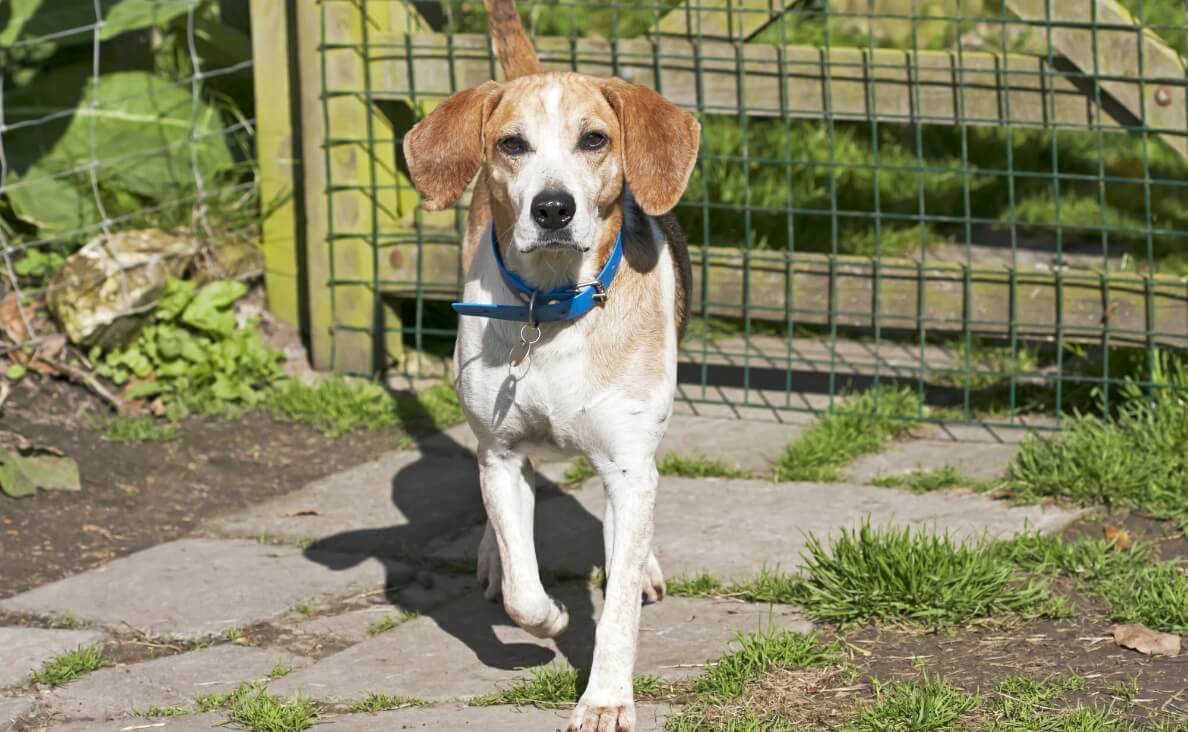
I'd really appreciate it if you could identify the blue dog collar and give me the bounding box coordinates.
[452,227,623,323]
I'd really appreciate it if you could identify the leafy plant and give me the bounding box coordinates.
[32,644,110,686]
[91,278,284,413]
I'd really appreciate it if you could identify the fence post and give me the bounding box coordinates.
[249,0,302,330]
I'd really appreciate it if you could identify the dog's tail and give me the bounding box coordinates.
[483,0,541,79]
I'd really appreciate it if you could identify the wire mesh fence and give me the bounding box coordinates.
[0,0,257,364]
[291,0,1188,427]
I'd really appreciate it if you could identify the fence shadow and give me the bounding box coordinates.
[302,390,603,674]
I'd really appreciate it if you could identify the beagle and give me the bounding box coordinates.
[403,2,699,729]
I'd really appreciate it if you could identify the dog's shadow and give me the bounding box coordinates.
[303,393,603,674]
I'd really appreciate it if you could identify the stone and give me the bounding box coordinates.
[0,696,35,731]
[657,415,808,474]
[320,703,672,731]
[47,229,199,348]
[205,451,485,558]
[271,588,808,703]
[44,645,308,722]
[845,439,1021,483]
[433,476,1084,580]
[52,712,227,731]
[0,539,409,639]
[0,627,106,690]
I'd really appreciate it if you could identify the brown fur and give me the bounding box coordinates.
[482,0,541,79]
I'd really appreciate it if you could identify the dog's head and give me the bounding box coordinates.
[403,73,699,255]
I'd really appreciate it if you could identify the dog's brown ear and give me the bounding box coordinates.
[403,81,502,211]
[600,78,700,216]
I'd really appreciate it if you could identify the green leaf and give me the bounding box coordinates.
[180,281,247,335]
[101,0,196,39]
[0,448,81,498]
[156,278,196,322]
[125,380,167,399]
[5,364,28,381]
[4,68,234,234]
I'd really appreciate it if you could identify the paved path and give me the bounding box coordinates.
[0,414,1081,731]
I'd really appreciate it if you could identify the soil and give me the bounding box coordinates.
[0,378,405,599]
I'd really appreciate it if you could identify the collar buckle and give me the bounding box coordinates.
[575,279,608,303]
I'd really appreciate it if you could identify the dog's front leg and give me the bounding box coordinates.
[569,458,657,732]
[477,445,569,638]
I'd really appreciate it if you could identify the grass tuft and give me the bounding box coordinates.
[264,378,397,437]
[849,675,979,732]
[693,630,837,702]
[1007,352,1188,527]
[658,453,752,479]
[870,466,998,494]
[471,665,663,709]
[347,693,427,713]
[228,686,317,732]
[141,705,190,717]
[562,457,597,484]
[668,573,726,598]
[101,415,180,443]
[774,387,920,482]
[32,644,110,686]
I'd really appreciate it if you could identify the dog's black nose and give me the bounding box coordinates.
[531,190,575,230]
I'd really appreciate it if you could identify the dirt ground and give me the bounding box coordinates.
[0,378,404,599]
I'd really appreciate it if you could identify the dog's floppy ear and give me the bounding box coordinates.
[403,81,502,211]
[600,78,700,216]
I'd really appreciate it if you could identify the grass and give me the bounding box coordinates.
[658,453,752,479]
[774,387,920,482]
[848,675,979,732]
[871,466,999,494]
[100,415,179,442]
[264,378,398,437]
[196,682,317,732]
[1007,352,1188,527]
[563,456,597,484]
[943,338,1042,391]
[367,615,398,636]
[393,382,465,435]
[141,705,190,717]
[471,665,664,709]
[693,630,837,702]
[267,663,293,679]
[32,644,110,686]
[347,693,427,713]
[671,522,1057,626]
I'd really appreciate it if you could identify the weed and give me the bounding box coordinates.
[563,457,597,484]
[774,387,920,482]
[32,644,110,686]
[471,665,661,709]
[668,573,725,597]
[347,693,426,713]
[264,378,397,437]
[658,453,751,479]
[100,415,179,443]
[849,675,978,732]
[295,604,313,616]
[1007,352,1188,526]
[141,705,190,717]
[267,663,293,679]
[49,613,78,629]
[871,466,998,494]
[788,522,1052,625]
[367,616,399,636]
[221,627,246,643]
[228,686,317,732]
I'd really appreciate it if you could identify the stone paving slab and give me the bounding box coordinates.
[0,628,106,690]
[433,476,1084,580]
[53,704,673,731]
[0,539,408,639]
[845,439,1021,483]
[271,587,809,702]
[0,697,35,731]
[204,451,485,557]
[44,645,309,722]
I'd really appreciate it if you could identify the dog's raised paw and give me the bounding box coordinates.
[641,551,666,605]
[567,696,635,732]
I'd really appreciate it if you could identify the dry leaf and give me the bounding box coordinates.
[0,292,36,344]
[1114,623,1181,657]
[1103,524,1133,551]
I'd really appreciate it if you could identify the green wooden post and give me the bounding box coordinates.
[249,0,301,328]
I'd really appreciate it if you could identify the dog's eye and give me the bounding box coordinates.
[579,131,608,151]
[497,136,528,156]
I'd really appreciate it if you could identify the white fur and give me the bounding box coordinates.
[454,209,678,732]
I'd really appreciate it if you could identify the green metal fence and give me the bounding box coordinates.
[260,0,1188,427]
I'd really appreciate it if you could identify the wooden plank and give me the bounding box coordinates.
[249,0,301,328]
[361,31,1153,133]
[1006,0,1187,157]
[654,0,798,41]
[375,236,1188,348]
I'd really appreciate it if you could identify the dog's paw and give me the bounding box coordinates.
[476,522,502,602]
[566,694,635,732]
[641,550,666,605]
